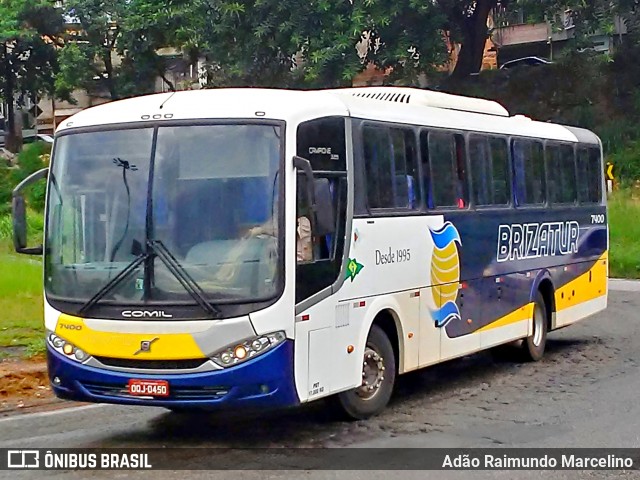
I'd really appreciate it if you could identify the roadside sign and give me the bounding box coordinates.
[29,105,43,118]
[606,162,614,181]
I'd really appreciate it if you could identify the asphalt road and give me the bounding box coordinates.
[1,284,639,479]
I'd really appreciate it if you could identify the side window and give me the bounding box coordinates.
[363,126,393,209]
[390,129,419,209]
[468,135,509,206]
[424,131,467,208]
[559,144,577,203]
[469,135,491,206]
[297,116,346,171]
[362,125,419,210]
[490,137,510,205]
[512,139,545,205]
[546,145,562,203]
[547,143,577,204]
[577,147,603,203]
[296,118,347,304]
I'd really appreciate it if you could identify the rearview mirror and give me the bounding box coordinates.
[12,167,48,255]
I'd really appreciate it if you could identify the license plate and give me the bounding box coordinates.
[128,379,169,397]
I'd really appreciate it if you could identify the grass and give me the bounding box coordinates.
[608,188,640,279]
[0,213,45,358]
[0,241,44,357]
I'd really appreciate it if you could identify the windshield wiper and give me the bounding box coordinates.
[78,253,147,316]
[77,241,222,319]
[149,240,222,318]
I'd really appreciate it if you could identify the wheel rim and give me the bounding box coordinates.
[532,303,544,347]
[357,346,385,400]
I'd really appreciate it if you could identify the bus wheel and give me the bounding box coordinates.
[521,292,548,362]
[333,325,396,420]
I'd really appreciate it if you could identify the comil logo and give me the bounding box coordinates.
[122,311,173,319]
[7,450,39,469]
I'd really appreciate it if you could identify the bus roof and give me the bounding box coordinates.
[57,87,592,144]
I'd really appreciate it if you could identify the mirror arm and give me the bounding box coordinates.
[12,168,49,196]
[12,167,48,256]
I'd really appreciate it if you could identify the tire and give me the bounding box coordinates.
[520,291,548,362]
[332,324,396,420]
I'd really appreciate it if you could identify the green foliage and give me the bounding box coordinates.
[55,42,93,102]
[12,142,49,212]
[0,211,43,243]
[609,188,640,278]
[0,239,44,356]
[25,337,46,357]
[57,0,171,99]
[0,0,63,150]
[609,141,640,186]
[160,0,448,88]
[0,168,13,216]
[513,0,640,43]
[0,142,49,219]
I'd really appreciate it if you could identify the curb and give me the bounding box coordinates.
[609,278,640,292]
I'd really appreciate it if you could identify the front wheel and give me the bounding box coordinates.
[332,325,396,420]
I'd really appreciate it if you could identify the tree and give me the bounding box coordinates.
[0,0,63,151]
[165,0,448,88]
[504,0,640,43]
[57,0,178,101]
[442,0,640,80]
[436,0,503,79]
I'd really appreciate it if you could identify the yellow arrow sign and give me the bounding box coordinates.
[606,162,614,181]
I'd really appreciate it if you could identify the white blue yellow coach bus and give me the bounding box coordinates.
[12,87,607,419]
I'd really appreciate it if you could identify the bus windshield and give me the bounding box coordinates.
[45,123,283,315]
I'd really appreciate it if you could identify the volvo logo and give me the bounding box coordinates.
[122,310,173,319]
[134,338,159,355]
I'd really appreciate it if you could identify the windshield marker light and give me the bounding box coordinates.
[211,331,286,368]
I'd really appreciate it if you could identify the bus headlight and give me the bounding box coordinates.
[47,332,90,363]
[211,331,286,368]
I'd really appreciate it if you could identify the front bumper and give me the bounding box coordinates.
[47,340,299,410]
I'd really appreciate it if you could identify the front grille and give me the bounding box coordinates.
[81,381,229,401]
[95,357,208,370]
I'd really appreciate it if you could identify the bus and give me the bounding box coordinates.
[12,87,608,419]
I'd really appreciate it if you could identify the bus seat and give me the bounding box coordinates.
[394,174,416,208]
[185,237,273,290]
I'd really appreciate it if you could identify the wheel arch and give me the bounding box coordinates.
[533,274,555,330]
[358,299,404,374]
[370,309,400,374]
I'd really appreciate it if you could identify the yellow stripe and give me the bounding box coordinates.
[431,268,460,286]
[478,251,608,333]
[555,251,608,312]
[432,245,459,269]
[477,303,533,332]
[431,262,460,275]
[55,314,206,360]
[432,248,458,263]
